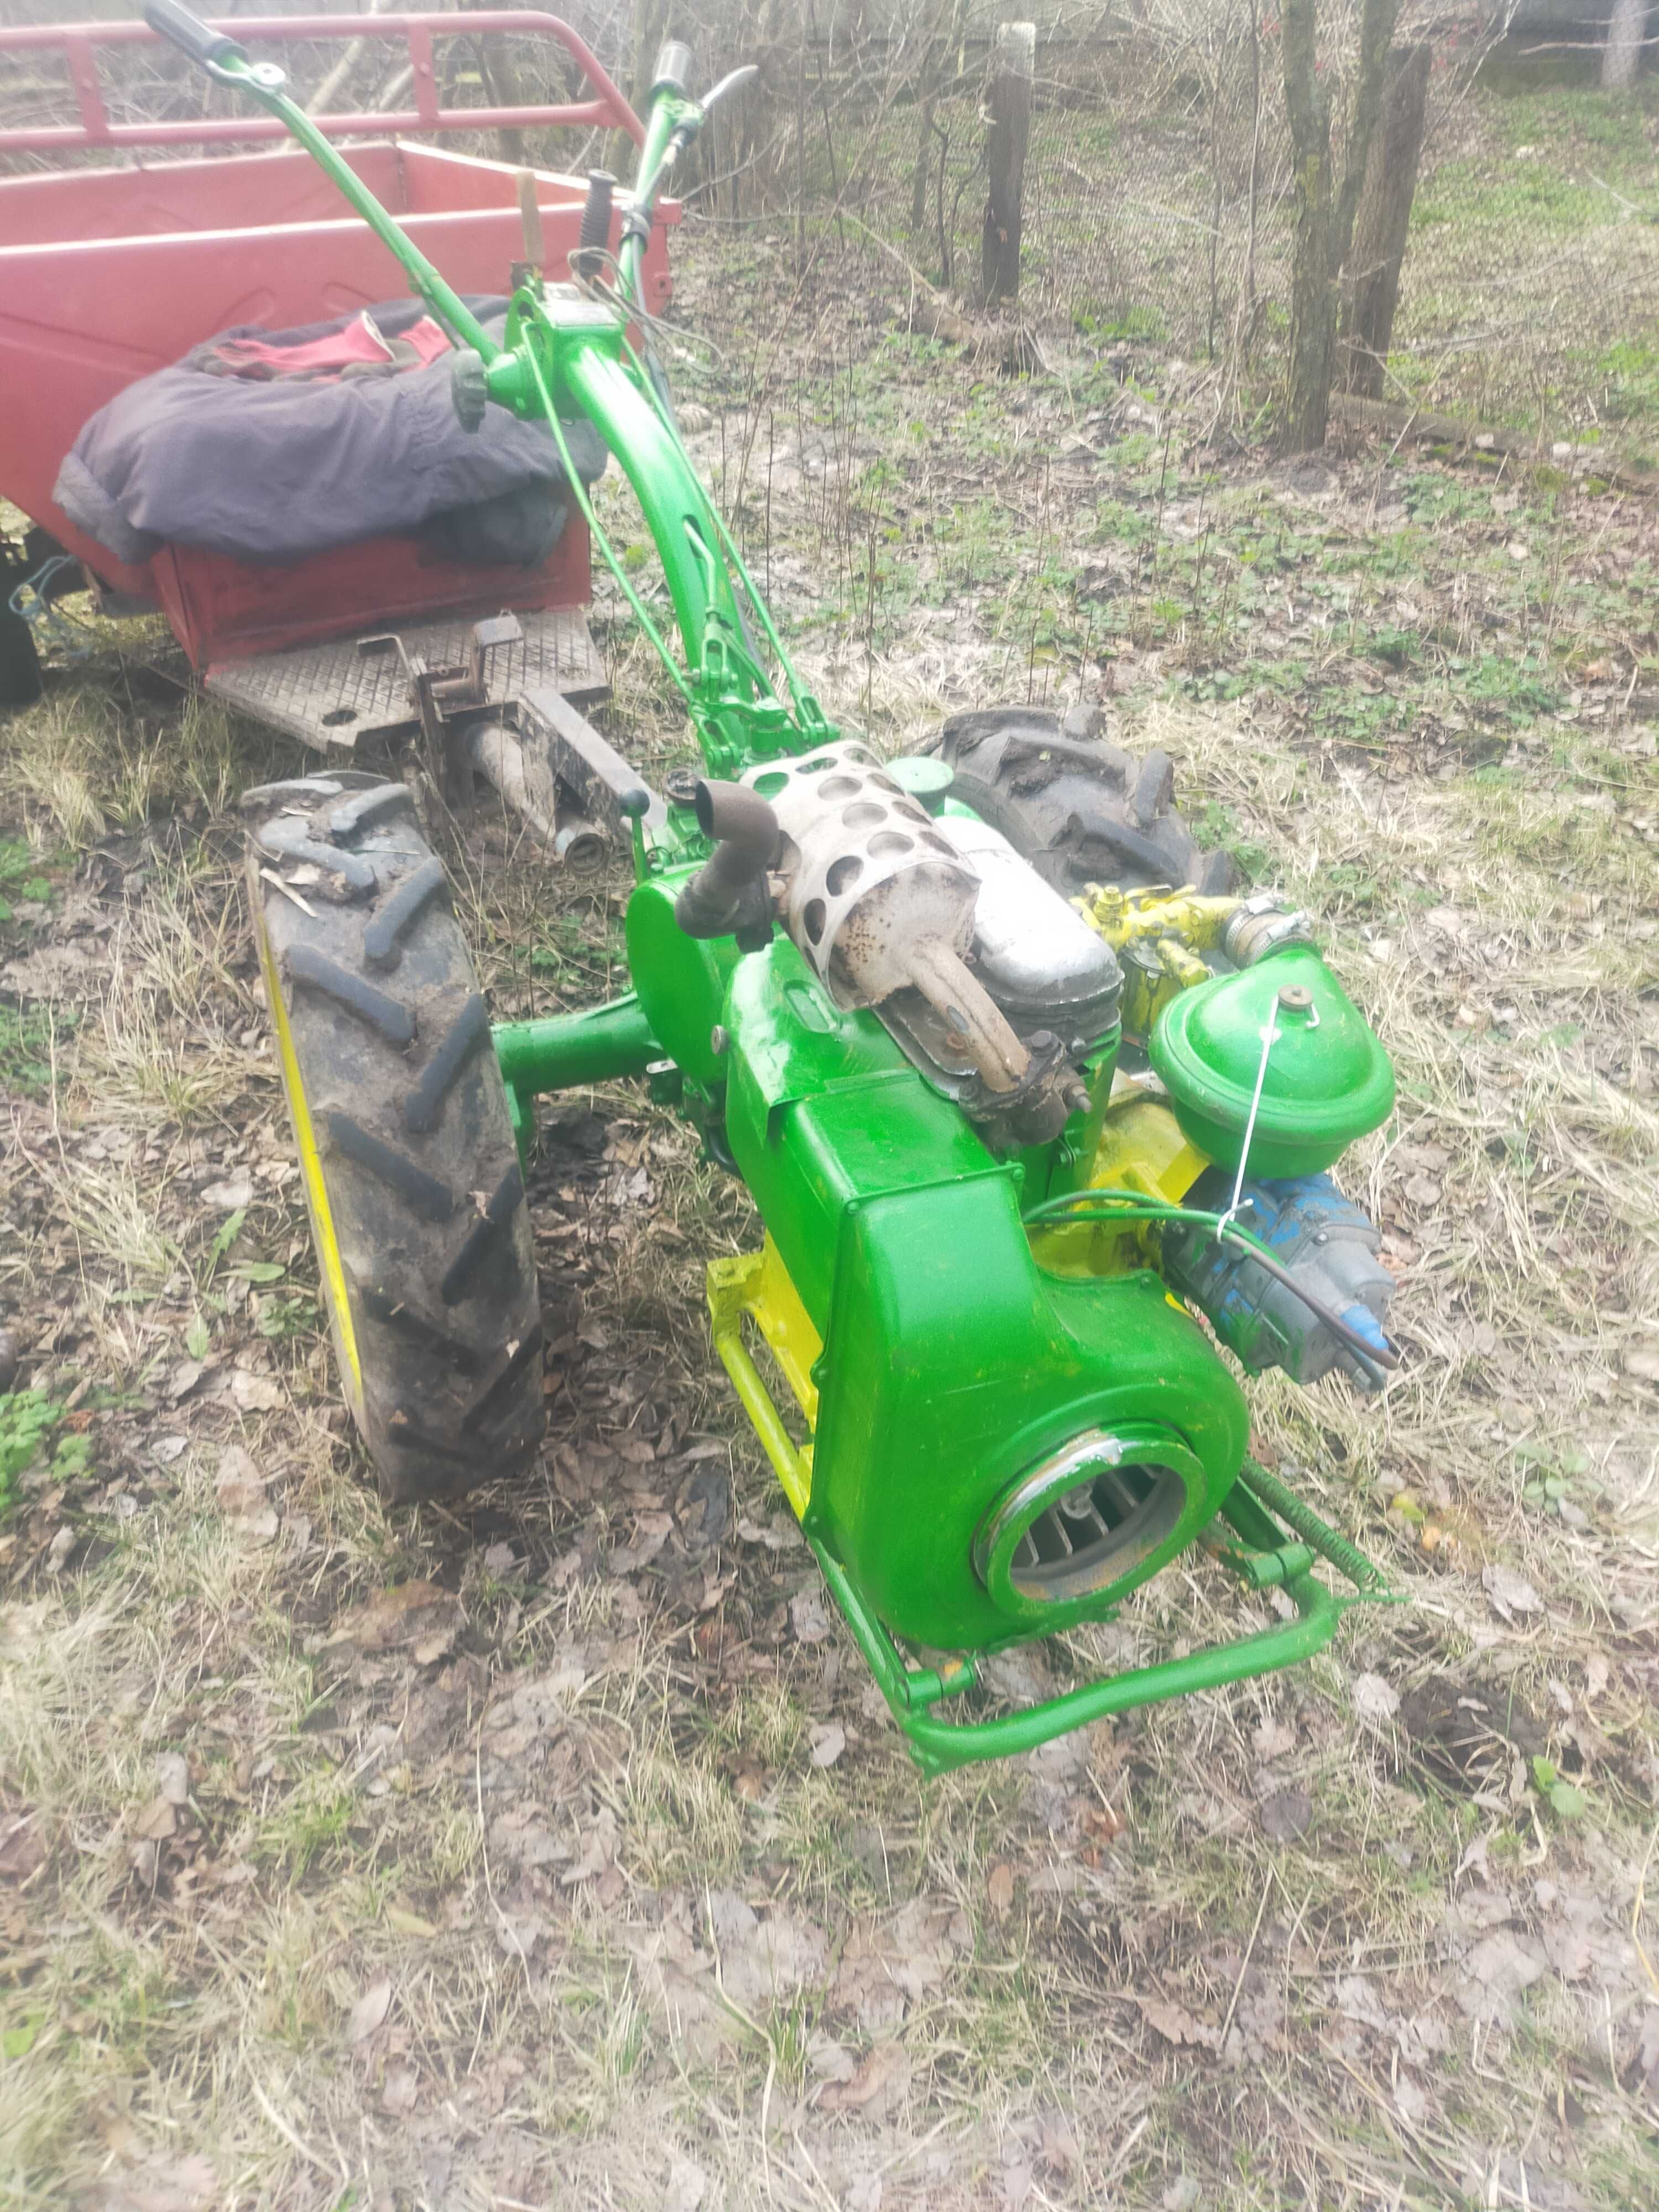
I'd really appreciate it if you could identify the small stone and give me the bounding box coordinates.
[0,1330,18,1393]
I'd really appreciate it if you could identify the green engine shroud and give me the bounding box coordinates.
[632,875,1250,1652]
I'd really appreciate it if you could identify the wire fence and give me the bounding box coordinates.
[2,0,1656,452]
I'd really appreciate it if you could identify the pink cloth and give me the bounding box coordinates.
[207,311,452,380]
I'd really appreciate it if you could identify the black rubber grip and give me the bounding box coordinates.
[576,171,615,277]
[144,3,241,68]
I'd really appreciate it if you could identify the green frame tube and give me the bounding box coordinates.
[817,1533,1348,1778]
[493,996,662,1163]
[210,53,498,360]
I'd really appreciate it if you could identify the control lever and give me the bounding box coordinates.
[143,1,283,88]
[700,66,760,114]
[515,169,544,282]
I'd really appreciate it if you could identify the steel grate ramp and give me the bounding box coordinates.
[206,606,607,752]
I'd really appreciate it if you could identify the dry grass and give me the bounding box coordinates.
[2,228,1658,2212]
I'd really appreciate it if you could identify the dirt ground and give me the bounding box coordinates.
[3,226,1659,2211]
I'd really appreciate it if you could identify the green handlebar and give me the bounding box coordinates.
[146,11,499,363]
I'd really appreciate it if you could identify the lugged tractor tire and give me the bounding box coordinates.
[244,771,543,1503]
[934,706,1236,897]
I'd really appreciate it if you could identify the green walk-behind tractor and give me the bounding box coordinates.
[146,5,1405,1773]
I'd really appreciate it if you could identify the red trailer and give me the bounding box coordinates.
[0,14,676,758]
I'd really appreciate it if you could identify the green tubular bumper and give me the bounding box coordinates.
[817,1462,1400,1777]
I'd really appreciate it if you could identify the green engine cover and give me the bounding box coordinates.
[717,936,1250,1652]
[1150,943,1395,1179]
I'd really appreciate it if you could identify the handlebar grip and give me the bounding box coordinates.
[575,171,614,279]
[451,349,488,434]
[143,2,242,69]
[651,40,693,97]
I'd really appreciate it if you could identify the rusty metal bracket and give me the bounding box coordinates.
[359,613,524,807]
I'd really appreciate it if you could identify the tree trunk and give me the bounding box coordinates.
[1280,0,1401,453]
[1602,0,1647,90]
[1339,42,1431,400]
[981,21,1034,307]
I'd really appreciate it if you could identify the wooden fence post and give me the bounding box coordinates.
[981,21,1034,307]
[1339,42,1432,402]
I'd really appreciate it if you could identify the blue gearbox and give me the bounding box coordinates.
[1164,1169,1396,1389]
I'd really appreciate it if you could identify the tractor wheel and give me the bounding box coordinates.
[0,604,41,711]
[933,706,1235,897]
[245,772,543,1503]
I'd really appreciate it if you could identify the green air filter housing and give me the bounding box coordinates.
[1150,943,1395,1179]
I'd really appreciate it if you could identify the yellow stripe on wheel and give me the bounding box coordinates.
[255,901,364,1426]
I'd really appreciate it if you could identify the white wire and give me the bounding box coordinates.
[1214,1016,1280,1242]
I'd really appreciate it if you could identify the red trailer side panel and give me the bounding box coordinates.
[0,145,676,666]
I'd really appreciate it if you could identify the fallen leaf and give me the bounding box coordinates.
[987,1861,1015,1919]
[1259,1785,1313,1842]
[662,2160,708,2212]
[90,2151,218,2210]
[708,1889,829,2008]
[560,1809,618,1888]
[1253,1718,1297,1760]
[387,1905,437,1939]
[348,1978,391,2044]
[1456,1929,1548,2022]
[1352,1672,1401,1726]
[818,2040,912,2116]
[132,1795,177,1843]
[790,1588,831,1644]
[379,2064,419,2115]
[1033,2110,1082,2177]
[230,1371,283,1414]
[201,1173,254,1211]
[1622,1343,1659,1385]
[608,1509,673,1574]
[1483,1563,1543,1624]
[165,1360,204,1404]
[0,1814,46,1881]
[1144,1998,1219,2049]
[808,2032,857,2082]
[214,1444,267,1516]
[810,1721,846,1768]
[326,1580,461,1655]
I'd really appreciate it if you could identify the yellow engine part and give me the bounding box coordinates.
[707,1235,823,1519]
[1030,1079,1209,1279]
[1073,883,1244,1039]
[1075,883,1242,952]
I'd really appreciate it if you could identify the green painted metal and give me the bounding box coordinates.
[191,47,499,361]
[813,1457,1394,1773]
[1151,943,1396,1178]
[492,994,661,1092]
[191,28,1404,1773]
[710,935,1251,1650]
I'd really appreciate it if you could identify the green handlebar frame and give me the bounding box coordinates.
[199,35,820,790]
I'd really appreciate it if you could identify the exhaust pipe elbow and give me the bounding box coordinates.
[674,780,782,950]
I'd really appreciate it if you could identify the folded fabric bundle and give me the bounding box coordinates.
[54,295,606,570]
